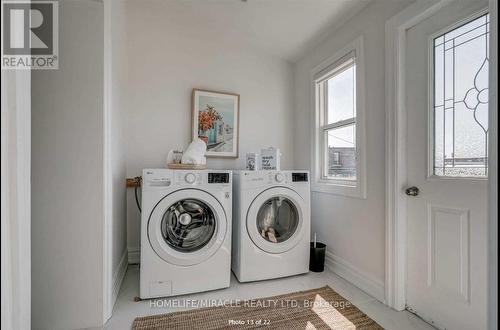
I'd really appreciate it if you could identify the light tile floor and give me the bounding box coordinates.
[105,265,436,330]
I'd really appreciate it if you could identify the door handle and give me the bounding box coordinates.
[405,186,420,196]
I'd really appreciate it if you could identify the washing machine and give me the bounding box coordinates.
[140,169,232,299]
[232,170,310,282]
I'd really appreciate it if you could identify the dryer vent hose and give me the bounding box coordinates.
[134,176,142,213]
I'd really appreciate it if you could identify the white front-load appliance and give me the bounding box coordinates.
[232,170,310,282]
[140,169,232,299]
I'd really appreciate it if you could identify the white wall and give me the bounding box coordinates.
[122,0,295,255]
[293,0,412,299]
[1,70,31,330]
[31,1,105,328]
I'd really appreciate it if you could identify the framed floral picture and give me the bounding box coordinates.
[192,89,240,158]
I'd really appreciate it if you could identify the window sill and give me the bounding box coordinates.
[311,180,366,199]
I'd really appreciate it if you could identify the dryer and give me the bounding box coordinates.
[140,169,232,299]
[232,170,310,282]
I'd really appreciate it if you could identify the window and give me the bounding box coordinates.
[332,152,341,166]
[432,13,490,178]
[312,37,365,198]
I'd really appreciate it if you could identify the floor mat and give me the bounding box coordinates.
[132,286,383,329]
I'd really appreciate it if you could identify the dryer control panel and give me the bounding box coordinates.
[239,170,310,188]
[292,172,308,182]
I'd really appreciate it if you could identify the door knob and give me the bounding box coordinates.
[405,186,420,196]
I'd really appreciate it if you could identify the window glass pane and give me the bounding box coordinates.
[325,125,356,180]
[327,63,356,124]
[433,14,489,177]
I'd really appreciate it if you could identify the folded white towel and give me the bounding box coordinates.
[181,138,207,165]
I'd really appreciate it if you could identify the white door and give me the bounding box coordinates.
[406,2,489,330]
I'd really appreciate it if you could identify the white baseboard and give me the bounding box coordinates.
[325,251,385,303]
[128,246,140,264]
[126,247,384,302]
[112,250,128,308]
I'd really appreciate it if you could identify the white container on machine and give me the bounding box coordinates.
[260,147,281,170]
[246,153,260,171]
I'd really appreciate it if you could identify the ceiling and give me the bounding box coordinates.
[151,0,371,63]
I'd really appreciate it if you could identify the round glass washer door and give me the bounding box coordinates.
[256,197,298,243]
[247,187,305,254]
[161,199,216,253]
[148,189,227,266]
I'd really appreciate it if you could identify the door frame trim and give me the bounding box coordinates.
[384,0,454,311]
[487,1,498,329]
[103,0,113,321]
[1,69,31,329]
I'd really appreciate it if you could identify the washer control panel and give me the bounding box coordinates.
[208,172,230,184]
[148,177,171,186]
[184,173,197,184]
[143,169,232,188]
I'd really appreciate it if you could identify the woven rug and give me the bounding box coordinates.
[132,286,383,329]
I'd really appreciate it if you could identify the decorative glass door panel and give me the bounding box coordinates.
[432,13,490,177]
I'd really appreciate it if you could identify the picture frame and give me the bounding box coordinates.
[192,88,240,158]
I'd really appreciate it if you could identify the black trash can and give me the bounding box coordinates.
[309,242,326,272]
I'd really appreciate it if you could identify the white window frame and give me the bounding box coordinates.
[310,36,366,198]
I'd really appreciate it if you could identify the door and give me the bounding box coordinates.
[148,189,227,266]
[247,187,306,254]
[406,2,489,330]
